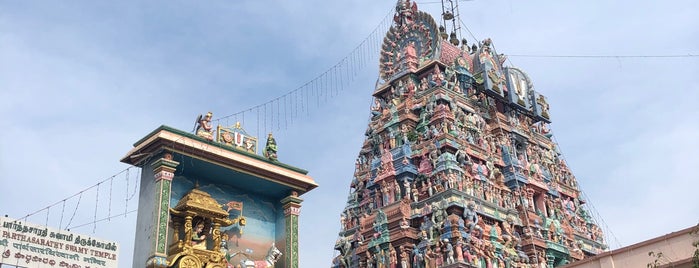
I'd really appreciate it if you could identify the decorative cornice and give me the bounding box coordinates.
[121,126,317,195]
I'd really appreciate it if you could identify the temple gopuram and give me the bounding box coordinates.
[332,1,607,267]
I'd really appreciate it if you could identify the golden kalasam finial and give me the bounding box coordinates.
[235,121,241,128]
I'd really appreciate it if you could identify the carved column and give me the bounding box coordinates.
[212,223,222,252]
[147,153,179,268]
[281,191,303,268]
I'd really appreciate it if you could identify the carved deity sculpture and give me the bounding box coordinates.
[389,246,398,268]
[431,203,447,228]
[403,180,412,200]
[399,246,410,268]
[372,98,384,117]
[405,42,419,71]
[424,247,434,268]
[501,217,519,248]
[419,77,429,92]
[412,246,423,268]
[394,0,417,26]
[195,112,214,141]
[375,245,386,268]
[191,222,207,250]
[445,240,455,264]
[463,202,479,233]
[454,56,474,89]
[263,133,278,161]
[429,65,446,88]
[395,181,402,201]
[455,239,464,262]
[537,95,550,119]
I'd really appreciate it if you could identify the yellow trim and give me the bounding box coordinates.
[123,129,317,190]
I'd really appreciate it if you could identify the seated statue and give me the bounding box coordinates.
[191,222,207,250]
[195,112,214,141]
[463,202,479,233]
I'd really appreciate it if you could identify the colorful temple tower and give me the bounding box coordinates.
[122,120,317,268]
[332,1,606,267]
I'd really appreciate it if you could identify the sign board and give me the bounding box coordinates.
[0,216,118,268]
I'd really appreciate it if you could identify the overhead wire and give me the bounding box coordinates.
[212,7,395,134]
[16,167,132,224]
[13,132,182,232]
[476,18,625,252]
[68,209,138,230]
[548,134,624,250]
[508,54,697,58]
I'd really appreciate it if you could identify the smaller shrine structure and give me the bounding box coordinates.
[122,117,317,268]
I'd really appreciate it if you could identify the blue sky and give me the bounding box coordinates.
[1,1,698,267]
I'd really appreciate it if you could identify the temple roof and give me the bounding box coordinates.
[121,125,318,198]
[171,188,229,219]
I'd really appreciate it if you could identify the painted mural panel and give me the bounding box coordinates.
[170,176,280,266]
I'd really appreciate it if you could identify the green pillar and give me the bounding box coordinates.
[281,191,303,268]
[146,153,179,268]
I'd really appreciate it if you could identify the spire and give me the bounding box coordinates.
[332,4,607,268]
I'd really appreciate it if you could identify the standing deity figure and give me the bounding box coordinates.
[399,246,410,268]
[501,217,519,248]
[392,127,402,149]
[367,251,375,268]
[538,252,548,268]
[375,246,386,268]
[455,238,464,262]
[426,179,434,197]
[412,246,423,268]
[433,245,443,267]
[195,112,214,141]
[404,42,419,71]
[403,180,412,200]
[422,247,432,268]
[411,184,419,202]
[340,212,347,230]
[395,181,402,201]
[445,240,455,264]
[263,133,278,161]
[486,158,496,181]
[389,246,398,268]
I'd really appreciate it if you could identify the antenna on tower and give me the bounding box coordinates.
[440,0,471,46]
